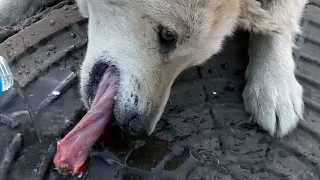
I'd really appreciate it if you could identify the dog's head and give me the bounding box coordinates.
[76,0,279,136]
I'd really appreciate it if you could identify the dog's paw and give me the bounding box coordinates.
[242,75,304,138]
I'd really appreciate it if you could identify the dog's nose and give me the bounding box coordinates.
[122,114,148,136]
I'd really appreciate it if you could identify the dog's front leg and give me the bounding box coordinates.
[242,0,308,138]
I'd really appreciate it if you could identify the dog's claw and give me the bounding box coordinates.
[242,75,303,138]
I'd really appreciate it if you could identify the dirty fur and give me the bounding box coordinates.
[0,0,309,138]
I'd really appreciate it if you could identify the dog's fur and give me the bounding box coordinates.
[0,0,308,137]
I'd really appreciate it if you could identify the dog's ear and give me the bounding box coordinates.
[237,0,283,34]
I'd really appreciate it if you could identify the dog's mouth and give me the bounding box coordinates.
[53,65,119,175]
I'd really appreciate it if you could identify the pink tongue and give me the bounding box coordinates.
[53,68,118,176]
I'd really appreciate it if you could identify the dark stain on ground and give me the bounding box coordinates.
[92,120,171,171]
[123,174,145,180]
[127,137,169,170]
[164,149,189,171]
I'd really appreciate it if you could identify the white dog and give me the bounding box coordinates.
[0,0,308,138]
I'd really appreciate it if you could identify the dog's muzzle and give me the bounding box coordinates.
[87,62,150,137]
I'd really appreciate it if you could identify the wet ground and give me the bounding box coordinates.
[0,1,320,180]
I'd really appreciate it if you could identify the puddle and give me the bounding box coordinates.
[92,122,174,172]
[164,150,190,171]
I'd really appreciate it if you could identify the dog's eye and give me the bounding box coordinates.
[161,28,176,41]
[158,26,177,55]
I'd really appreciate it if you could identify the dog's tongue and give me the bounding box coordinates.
[53,67,118,176]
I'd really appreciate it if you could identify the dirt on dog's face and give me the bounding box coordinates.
[77,0,240,136]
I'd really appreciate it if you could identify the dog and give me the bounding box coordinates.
[0,0,308,138]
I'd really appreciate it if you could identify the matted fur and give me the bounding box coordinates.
[0,0,309,138]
